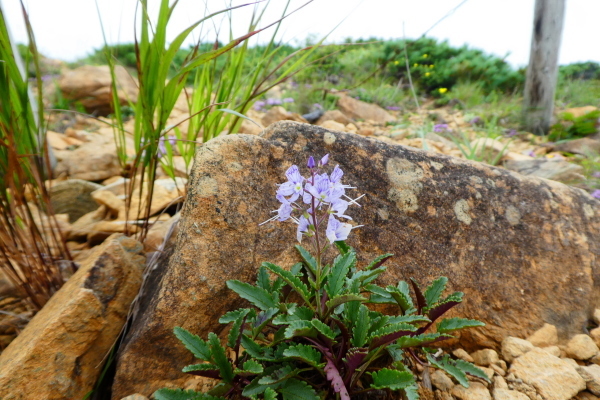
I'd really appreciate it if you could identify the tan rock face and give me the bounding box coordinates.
[0,235,145,400]
[58,65,138,115]
[336,94,395,124]
[527,323,559,347]
[501,336,534,362]
[316,109,352,126]
[112,121,600,398]
[509,348,586,400]
[567,334,600,360]
[451,382,491,400]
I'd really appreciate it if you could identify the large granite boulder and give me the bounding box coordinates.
[112,121,600,398]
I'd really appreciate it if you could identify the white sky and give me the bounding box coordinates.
[3,0,600,68]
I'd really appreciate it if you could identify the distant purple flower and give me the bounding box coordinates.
[354,96,360,100]
[326,216,353,244]
[526,150,536,158]
[592,189,600,199]
[304,84,313,89]
[313,103,323,110]
[386,106,401,111]
[266,98,282,106]
[253,100,266,111]
[433,124,449,133]
[290,81,299,89]
[157,135,176,157]
[283,97,295,103]
[469,117,482,125]
[592,171,600,178]
[505,129,518,137]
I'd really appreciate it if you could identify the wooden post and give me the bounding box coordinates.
[522,0,565,135]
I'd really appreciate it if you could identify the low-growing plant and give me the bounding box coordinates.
[155,155,488,400]
[549,109,600,141]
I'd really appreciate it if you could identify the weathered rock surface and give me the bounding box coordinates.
[503,158,585,182]
[112,121,600,397]
[0,235,145,400]
[554,138,600,156]
[58,65,138,115]
[509,348,586,400]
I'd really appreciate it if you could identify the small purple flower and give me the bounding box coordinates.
[329,198,351,220]
[266,98,282,106]
[313,103,323,110]
[592,189,600,199]
[326,216,353,244]
[504,129,518,137]
[304,173,332,205]
[433,124,449,133]
[526,150,536,158]
[277,165,305,201]
[276,194,292,221]
[290,81,299,89]
[283,97,295,103]
[157,135,176,157]
[297,215,310,242]
[592,171,600,178]
[469,117,482,125]
[253,100,266,111]
[305,84,313,89]
[319,154,329,166]
[386,106,401,111]
[307,156,316,169]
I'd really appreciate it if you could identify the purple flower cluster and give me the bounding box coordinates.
[253,97,295,112]
[157,135,176,157]
[262,155,363,244]
[433,124,450,133]
[592,189,600,199]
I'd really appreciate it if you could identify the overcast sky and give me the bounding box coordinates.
[3,0,599,68]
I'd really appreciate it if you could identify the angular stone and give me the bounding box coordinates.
[471,349,500,366]
[527,323,559,347]
[594,309,600,325]
[316,109,352,126]
[112,122,600,398]
[591,327,600,348]
[453,348,475,363]
[542,346,562,357]
[431,370,454,391]
[567,334,600,360]
[492,388,530,400]
[501,336,534,363]
[554,138,600,156]
[49,179,103,222]
[261,106,308,127]
[578,365,600,395]
[319,119,347,132]
[504,159,585,183]
[53,133,122,181]
[493,375,508,389]
[451,382,492,400]
[575,392,600,400]
[509,347,586,400]
[336,94,395,124]
[0,235,145,400]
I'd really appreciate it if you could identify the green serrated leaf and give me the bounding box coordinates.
[279,378,319,400]
[295,245,317,275]
[370,323,416,340]
[404,384,420,400]
[456,359,491,382]
[424,277,448,307]
[326,294,367,310]
[325,251,356,298]
[311,319,336,339]
[226,309,250,348]
[219,309,251,324]
[154,388,220,400]
[234,359,264,375]
[182,363,219,373]
[386,286,415,314]
[388,315,430,324]
[227,280,278,310]
[263,262,312,305]
[366,253,394,270]
[334,240,353,255]
[365,284,395,304]
[258,365,295,385]
[284,320,315,339]
[350,267,387,286]
[208,332,234,383]
[174,327,211,361]
[386,344,404,362]
[396,333,450,348]
[427,354,468,387]
[264,387,277,400]
[370,368,415,390]
[241,335,274,361]
[351,304,370,347]
[257,266,271,291]
[283,343,323,367]
[436,317,485,334]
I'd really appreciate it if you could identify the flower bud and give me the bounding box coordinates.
[319,154,329,166]
[307,156,316,169]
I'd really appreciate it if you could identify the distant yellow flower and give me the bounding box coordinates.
[413,63,418,68]
[438,87,448,94]
[422,54,428,58]
[394,60,400,65]
[425,72,431,77]
[429,64,434,68]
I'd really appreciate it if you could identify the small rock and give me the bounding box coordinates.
[554,138,600,156]
[509,347,586,400]
[336,94,395,124]
[493,375,509,389]
[492,388,530,400]
[49,179,103,222]
[471,349,500,366]
[593,309,600,325]
[566,334,599,360]
[526,323,558,347]
[358,126,375,136]
[53,134,123,181]
[88,220,138,246]
[435,390,454,400]
[143,213,180,253]
[578,364,600,395]
[316,110,352,126]
[92,190,125,219]
[504,159,585,183]
[590,328,600,348]
[319,120,347,132]
[261,106,308,127]
[453,348,475,363]
[591,354,600,366]
[120,395,149,400]
[542,346,562,357]
[431,370,454,391]
[491,363,506,376]
[502,336,534,362]
[451,382,492,400]
[575,392,600,400]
